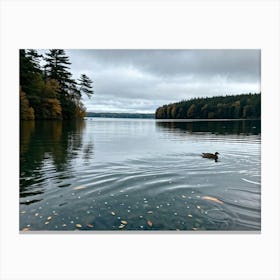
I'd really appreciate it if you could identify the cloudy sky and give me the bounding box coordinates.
[57,49,260,113]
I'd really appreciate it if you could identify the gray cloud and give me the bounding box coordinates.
[56,49,260,113]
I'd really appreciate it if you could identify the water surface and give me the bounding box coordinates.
[20,119,261,231]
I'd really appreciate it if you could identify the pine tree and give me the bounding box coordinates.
[44,49,78,119]
[20,49,42,93]
[78,74,94,98]
[20,49,44,115]
[44,49,75,89]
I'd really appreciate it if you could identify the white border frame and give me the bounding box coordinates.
[1,0,280,279]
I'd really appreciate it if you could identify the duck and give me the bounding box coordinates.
[201,152,219,162]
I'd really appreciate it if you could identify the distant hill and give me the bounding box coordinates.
[155,93,261,119]
[86,112,155,119]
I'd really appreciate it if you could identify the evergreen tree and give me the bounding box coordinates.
[78,74,94,98]
[20,49,44,115]
[44,49,78,119]
[44,49,72,86]
[20,49,42,90]
[155,93,261,119]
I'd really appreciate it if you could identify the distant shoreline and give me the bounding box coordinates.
[86,112,260,121]
[86,112,155,119]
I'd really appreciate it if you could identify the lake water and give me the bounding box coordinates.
[20,118,261,231]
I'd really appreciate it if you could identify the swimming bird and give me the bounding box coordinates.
[201,152,219,162]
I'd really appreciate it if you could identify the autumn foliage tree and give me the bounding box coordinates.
[40,79,62,119]
[20,87,35,120]
[20,49,94,120]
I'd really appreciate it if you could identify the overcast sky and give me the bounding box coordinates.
[51,49,261,113]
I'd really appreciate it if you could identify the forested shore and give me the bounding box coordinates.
[20,49,94,120]
[155,93,261,119]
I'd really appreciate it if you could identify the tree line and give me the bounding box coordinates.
[20,49,94,120]
[155,93,261,119]
[86,112,155,119]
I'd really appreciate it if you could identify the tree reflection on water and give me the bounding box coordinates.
[20,120,94,202]
[156,119,261,136]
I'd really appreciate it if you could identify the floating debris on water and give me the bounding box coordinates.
[111,212,116,216]
[119,224,126,229]
[35,213,39,216]
[188,214,193,218]
[21,211,26,214]
[47,216,52,220]
[147,211,153,214]
[87,224,94,228]
[181,195,186,198]
[76,224,82,228]
[73,185,86,190]
[202,196,224,204]
[196,205,201,209]
[22,227,29,231]
[62,224,67,227]
[121,220,128,225]
[45,221,49,225]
